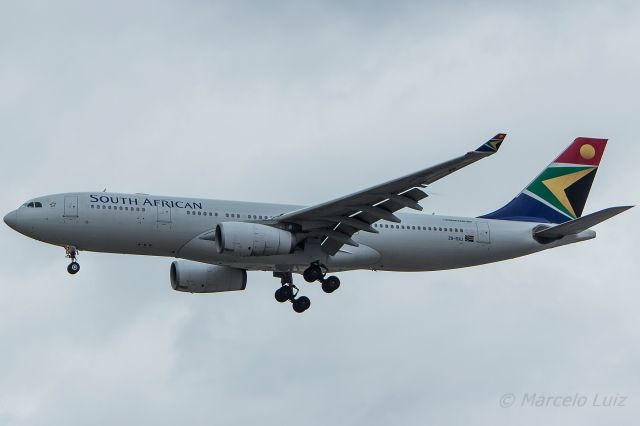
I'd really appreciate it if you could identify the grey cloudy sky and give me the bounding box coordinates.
[1,1,639,425]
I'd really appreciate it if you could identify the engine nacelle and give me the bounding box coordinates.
[215,222,295,257]
[170,260,247,293]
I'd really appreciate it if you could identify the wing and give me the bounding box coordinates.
[274,133,507,255]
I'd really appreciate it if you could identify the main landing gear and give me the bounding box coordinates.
[303,262,341,294]
[273,263,341,314]
[273,272,311,313]
[65,245,80,275]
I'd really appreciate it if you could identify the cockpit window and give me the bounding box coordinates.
[27,202,34,208]
[34,202,42,208]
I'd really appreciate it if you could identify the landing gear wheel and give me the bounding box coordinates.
[303,265,323,283]
[65,246,80,275]
[292,296,311,313]
[67,262,80,275]
[274,286,294,303]
[321,276,340,293]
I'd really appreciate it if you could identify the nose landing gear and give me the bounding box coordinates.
[65,245,80,275]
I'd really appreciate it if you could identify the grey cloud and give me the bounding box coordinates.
[1,1,639,425]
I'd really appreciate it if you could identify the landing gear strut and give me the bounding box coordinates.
[273,272,311,313]
[303,262,341,294]
[65,245,80,275]
[272,264,341,313]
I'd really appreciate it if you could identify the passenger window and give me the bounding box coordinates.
[198,212,201,216]
[125,207,129,211]
[108,206,112,210]
[102,205,106,209]
[142,208,146,212]
[187,211,190,215]
[91,205,95,209]
[225,213,229,217]
[119,206,123,211]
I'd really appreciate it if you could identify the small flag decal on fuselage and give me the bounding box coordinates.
[465,234,475,242]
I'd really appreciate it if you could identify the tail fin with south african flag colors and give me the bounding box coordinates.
[480,137,608,224]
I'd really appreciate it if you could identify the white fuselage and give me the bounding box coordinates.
[7,192,596,274]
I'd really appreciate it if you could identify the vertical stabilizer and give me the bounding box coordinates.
[480,137,607,223]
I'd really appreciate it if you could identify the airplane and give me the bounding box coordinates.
[3,134,633,313]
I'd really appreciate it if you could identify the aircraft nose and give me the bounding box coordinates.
[3,210,17,230]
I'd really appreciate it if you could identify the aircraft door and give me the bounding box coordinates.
[63,196,78,217]
[476,222,491,243]
[157,206,172,229]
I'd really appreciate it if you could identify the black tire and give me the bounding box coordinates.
[303,265,323,283]
[321,276,340,293]
[292,296,311,313]
[274,286,293,303]
[67,262,80,275]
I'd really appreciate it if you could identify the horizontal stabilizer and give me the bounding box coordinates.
[534,206,633,240]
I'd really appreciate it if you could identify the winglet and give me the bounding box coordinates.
[475,133,507,154]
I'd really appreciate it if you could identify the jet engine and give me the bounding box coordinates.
[215,222,295,256]
[170,260,247,293]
